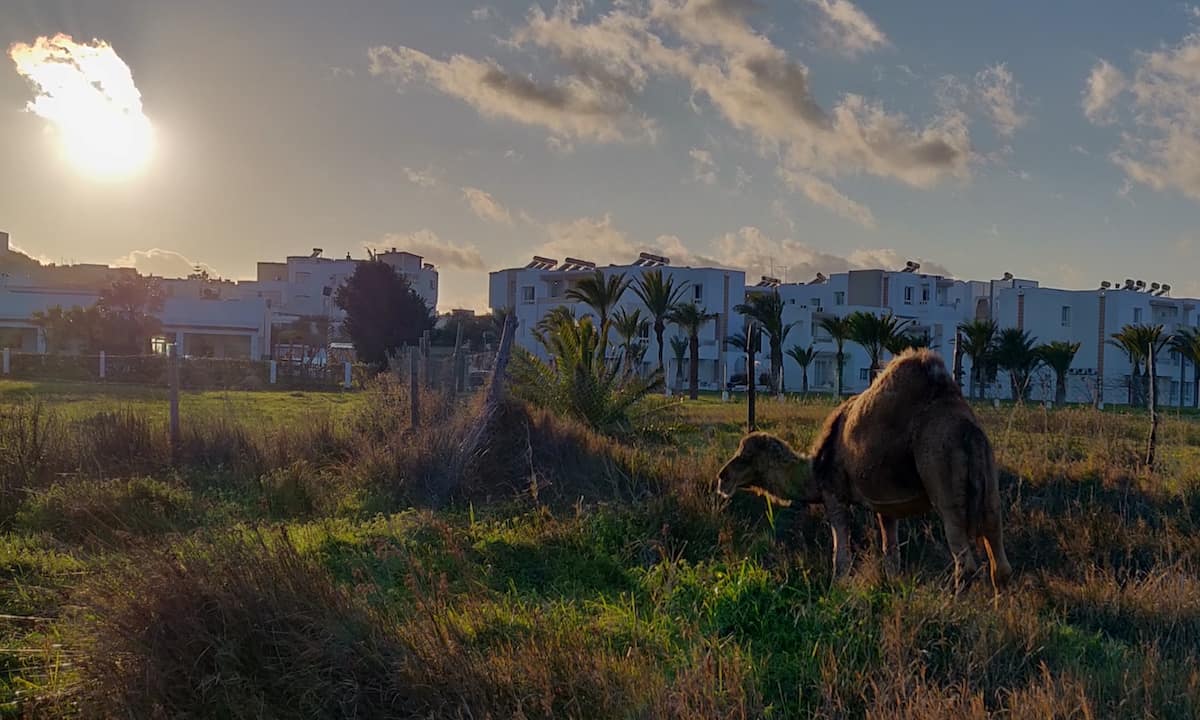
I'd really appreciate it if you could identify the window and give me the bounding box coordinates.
[1134,308,1143,323]
[693,284,704,302]
[921,287,930,304]
[296,271,311,283]
[521,286,535,304]
[859,368,869,381]
[810,297,821,309]
[834,291,845,306]
[1061,306,1071,327]
[903,287,913,304]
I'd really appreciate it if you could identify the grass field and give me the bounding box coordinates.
[2,378,1199,717]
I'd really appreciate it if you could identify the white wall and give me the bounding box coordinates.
[490,263,746,390]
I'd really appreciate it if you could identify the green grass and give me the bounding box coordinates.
[2,380,1199,717]
[0,378,363,426]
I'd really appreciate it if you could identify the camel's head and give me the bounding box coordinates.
[716,432,810,502]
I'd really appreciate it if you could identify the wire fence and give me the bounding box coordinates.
[0,347,503,394]
[0,352,367,391]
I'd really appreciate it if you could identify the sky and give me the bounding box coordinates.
[2,0,1200,312]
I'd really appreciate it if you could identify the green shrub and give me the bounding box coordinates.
[17,477,201,545]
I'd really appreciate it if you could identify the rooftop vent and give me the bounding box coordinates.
[1123,278,1135,290]
[634,252,670,267]
[560,257,596,272]
[525,256,558,271]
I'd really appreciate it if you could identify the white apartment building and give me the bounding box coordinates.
[489,253,746,391]
[759,266,1018,396]
[994,283,1199,407]
[168,248,440,321]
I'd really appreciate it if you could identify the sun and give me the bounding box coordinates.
[9,33,155,180]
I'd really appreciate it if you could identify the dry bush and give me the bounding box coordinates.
[66,531,762,720]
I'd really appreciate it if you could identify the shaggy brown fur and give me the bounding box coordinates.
[717,348,1012,592]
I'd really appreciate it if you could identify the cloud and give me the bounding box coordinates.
[689,147,717,184]
[1086,35,1200,200]
[8,33,154,178]
[1081,59,1127,124]
[462,187,513,224]
[735,165,752,190]
[406,0,969,198]
[402,165,440,188]
[113,248,212,278]
[711,226,949,283]
[374,230,485,270]
[778,167,876,228]
[471,6,496,21]
[367,44,657,144]
[974,63,1028,136]
[804,0,889,58]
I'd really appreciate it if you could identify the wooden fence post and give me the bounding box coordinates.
[452,321,465,394]
[99,350,106,380]
[421,330,432,390]
[168,345,181,452]
[747,322,757,432]
[410,346,421,428]
[1146,339,1160,470]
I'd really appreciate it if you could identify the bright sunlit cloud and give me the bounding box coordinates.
[9,33,154,180]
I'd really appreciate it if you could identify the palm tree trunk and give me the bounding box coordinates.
[689,334,700,400]
[771,343,783,394]
[655,321,665,374]
[1056,374,1067,406]
[835,350,844,397]
[1193,361,1199,409]
[802,367,809,394]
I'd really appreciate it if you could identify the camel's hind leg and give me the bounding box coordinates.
[915,448,979,593]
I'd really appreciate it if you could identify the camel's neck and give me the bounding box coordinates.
[778,458,815,503]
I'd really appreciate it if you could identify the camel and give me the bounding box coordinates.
[716,348,1012,592]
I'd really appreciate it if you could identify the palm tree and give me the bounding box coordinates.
[669,302,715,400]
[611,307,649,376]
[957,319,998,400]
[1171,327,1200,409]
[735,291,797,394]
[534,305,577,351]
[1036,341,1080,406]
[1108,324,1170,407]
[994,328,1041,402]
[669,336,688,392]
[817,315,851,397]
[632,269,689,377]
[565,269,631,363]
[847,311,914,382]
[786,344,816,394]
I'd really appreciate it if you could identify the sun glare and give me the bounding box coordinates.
[9,33,154,180]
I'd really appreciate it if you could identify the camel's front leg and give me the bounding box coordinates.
[824,492,852,579]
